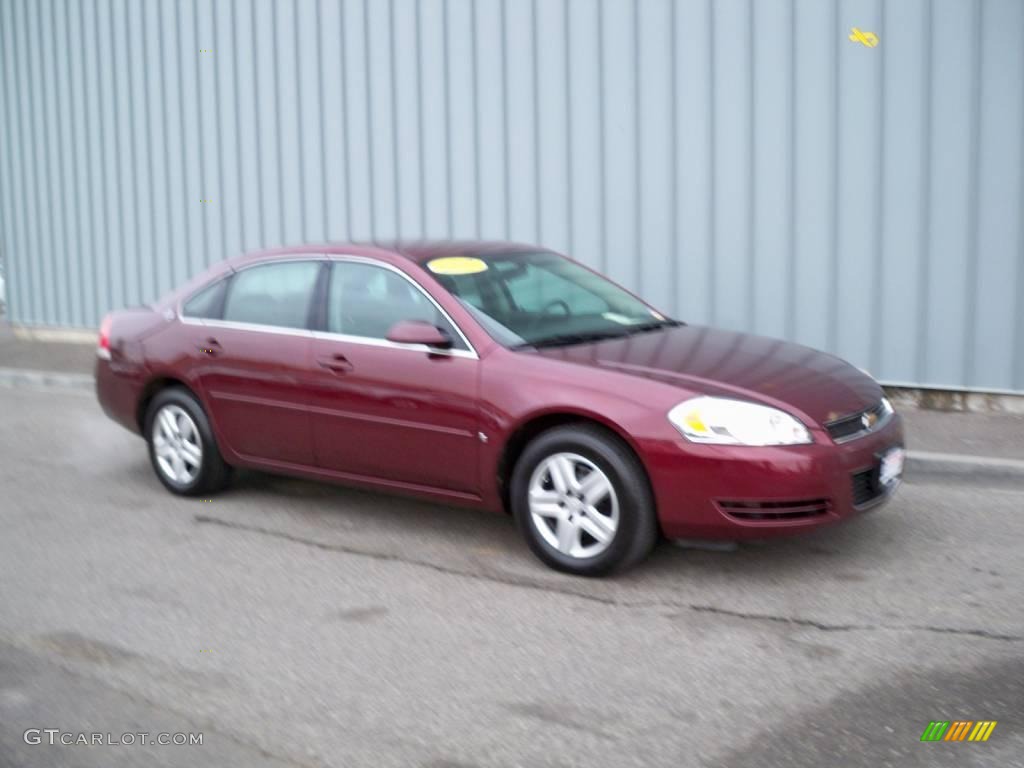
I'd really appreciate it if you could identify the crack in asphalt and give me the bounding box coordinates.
[193,514,622,605]
[194,514,1024,644]
[683,605,1024,642]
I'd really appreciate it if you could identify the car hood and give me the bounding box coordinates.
[532,324,883,425]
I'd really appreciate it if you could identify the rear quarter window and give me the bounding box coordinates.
[182,280,227,319]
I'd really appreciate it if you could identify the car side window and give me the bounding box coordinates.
[222,261,320,330]
[182,279,227,319]
[326,262,467,350]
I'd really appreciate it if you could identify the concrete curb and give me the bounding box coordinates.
[885,385,1024,415]
[906,450,1024,481]
[1,366,1021,480]
[9,325,96,344]
[0,367,94,392]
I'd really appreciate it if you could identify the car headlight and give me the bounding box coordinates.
[668,396,812,446]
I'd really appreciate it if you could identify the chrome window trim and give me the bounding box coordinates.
[178,316,314,338]
[310,329,477,359]
[174,253,479,359]
[179,316,475,359]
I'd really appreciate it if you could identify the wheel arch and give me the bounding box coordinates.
[495,408,656,519]
[136,376,198,433]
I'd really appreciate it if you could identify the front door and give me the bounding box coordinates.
[307,260,480,494]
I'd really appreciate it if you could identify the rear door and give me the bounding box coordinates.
[187,258,323,467]
[307,259,480,494]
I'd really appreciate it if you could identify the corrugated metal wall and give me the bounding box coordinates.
[1,0,1023,392]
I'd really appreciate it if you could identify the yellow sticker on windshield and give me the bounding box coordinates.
[427,256,489,275]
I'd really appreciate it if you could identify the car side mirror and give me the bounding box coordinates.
[386,320,454,349]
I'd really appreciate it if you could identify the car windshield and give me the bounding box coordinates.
[430,251,676,348]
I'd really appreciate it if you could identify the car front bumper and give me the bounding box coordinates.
[645,413,905,540]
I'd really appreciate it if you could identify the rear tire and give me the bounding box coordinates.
[511,424,657,576]
[145,387,230,496]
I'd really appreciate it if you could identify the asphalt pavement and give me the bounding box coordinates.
[1,378,1022,768]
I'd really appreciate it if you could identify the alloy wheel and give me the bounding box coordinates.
[528,452,620,559]
[152,404,203,485]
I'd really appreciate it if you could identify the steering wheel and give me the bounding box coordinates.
[540,298,572,317]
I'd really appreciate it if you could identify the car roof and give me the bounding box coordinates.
[224,240,544,269]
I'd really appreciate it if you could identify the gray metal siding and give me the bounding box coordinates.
[1,0,1023,392]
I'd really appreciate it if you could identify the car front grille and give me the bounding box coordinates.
[826,400,890,443]
[718,498,831,522]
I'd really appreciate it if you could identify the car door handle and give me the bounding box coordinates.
[198,337,222,356]
[317,354,354,374]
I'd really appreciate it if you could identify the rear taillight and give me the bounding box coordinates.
[98,314,112,359]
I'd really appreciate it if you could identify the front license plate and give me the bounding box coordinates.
[879,446,905,487]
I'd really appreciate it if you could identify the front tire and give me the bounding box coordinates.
[511,425,657,576]
[145,387,230,496]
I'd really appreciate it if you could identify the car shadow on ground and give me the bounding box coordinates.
[181,465,907,593]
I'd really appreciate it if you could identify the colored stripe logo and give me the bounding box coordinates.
[921,721,997,742]
[967,722,998,742]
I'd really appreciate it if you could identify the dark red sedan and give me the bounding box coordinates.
[96,242,904,575]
